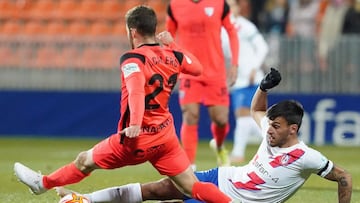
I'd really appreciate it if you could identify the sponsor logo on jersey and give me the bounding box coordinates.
[122,63,140,78]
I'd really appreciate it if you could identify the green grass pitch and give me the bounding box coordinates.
[1,137,359,202]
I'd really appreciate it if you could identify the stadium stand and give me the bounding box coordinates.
[89,20,112,36]
[67,20,90,36]
[1,20,23,35]
[35,45,60,69]
[0,0,169,69]
[54,0,80,20]
[76,0,102,20]
[23,20,46,35]
[101,0,122,20]
[111,20,127,36]
[27,0,56,20]
[45,20,66,35]
[0,43,16,67]
[0,0,168,36]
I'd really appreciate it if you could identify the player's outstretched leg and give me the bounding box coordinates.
[14,162,47,195]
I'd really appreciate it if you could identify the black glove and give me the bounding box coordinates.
[260,67,281,92]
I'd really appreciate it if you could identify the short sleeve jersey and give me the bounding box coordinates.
[118,44,190,143]
[167,0,238,81]
[218,117,334,203]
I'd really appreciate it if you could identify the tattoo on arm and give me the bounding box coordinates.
[324,165,352,203]
[339,176,348,187]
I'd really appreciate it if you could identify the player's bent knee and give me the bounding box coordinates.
[74,151,96,173]
[209,111,228,126]
[211,116,228,126]
[182,111,199,125]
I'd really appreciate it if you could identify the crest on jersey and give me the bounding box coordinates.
[280,154,290,166]
[269,149,305,168]
[204,7,214,17]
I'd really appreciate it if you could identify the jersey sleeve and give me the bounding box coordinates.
[120,53,146,126]
[303,147,334,177]
[168,42,203,76]
[221,1,239,67]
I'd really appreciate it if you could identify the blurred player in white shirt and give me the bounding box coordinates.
[56,68,352,203]
[221,0,269,164]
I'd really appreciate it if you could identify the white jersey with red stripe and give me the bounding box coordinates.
[218,117,333,203]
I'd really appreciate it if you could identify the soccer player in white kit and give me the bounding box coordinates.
[221,0,269,164]
[56,68,352,203]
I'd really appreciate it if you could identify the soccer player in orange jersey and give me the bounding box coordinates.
[166,0,240,168]
[14,5,233,203]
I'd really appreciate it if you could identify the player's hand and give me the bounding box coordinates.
[119,125,141,138]
[156,31,174,46]
[227,65,238,87]
[260,67,281,92]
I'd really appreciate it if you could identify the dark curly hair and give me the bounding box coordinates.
[125,5,157,37]
[266,100,304,130]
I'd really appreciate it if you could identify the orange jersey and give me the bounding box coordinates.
[167,0,239,81]
[118,43,202,145]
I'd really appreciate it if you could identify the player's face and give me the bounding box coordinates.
[266,117,293,147]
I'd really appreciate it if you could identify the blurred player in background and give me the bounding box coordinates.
[221,0,269,164]
[57,68,352,203]
[166,0,240,169]
[14,5,233,203]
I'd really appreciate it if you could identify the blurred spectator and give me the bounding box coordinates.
[342,0,360,81]
[316,0,330,35]
[263,0,289,35]
[318,0,350,71]
[342,0,360,34]
[285,0,320,77]
[287,0,320,38]
[262,0,289,68]
[249,0,267,29]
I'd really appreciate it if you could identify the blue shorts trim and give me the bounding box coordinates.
[231,85,258,110]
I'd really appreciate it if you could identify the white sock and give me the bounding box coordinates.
[191,164,197,171]
[231,116,257,157]
[84,183,142,203]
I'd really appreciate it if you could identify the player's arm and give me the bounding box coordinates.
[323,164,352,203]
[251,68,281,126]
[176,50,203,76]
[119,54,146,138]
[250,86,267,127]
[166,4,177,37]
[157,31,203,76]
[221,0,239,86]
